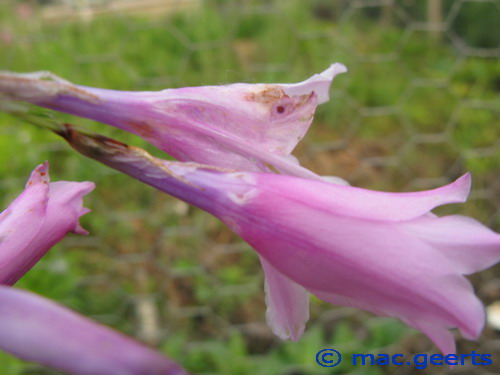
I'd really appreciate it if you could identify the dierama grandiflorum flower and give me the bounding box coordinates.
[0,64,346,179]
[0,286,189,375]
[57,126,500,357]
[0,162,94,285]
[0,65,347,340]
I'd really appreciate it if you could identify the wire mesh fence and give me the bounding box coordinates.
[0,0,499,374]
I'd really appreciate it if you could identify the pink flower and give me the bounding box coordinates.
[59,129,500,356]
[0,286,188,375]
[0,162,94,285]
[0,64,347,178]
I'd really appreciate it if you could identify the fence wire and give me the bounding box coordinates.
[0,1,499,374]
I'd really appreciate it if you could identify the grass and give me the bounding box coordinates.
[0,0,499,374]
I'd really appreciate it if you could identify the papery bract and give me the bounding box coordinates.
[58,128,500,356]
[0,286,188,375]
[0,162,94,285]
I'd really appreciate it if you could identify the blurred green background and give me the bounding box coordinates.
[0,0,499,374]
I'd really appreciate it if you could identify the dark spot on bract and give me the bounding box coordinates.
[277,105,285,114]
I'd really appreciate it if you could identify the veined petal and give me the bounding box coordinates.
[404,214,500,275]
[0,162,94,285]
[0,286,188,375]
[260,257,309,341]
[253,172,471,221]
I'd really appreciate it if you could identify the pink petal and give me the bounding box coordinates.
[0,163,94,285]
[260,257,309,341]
[254,172,471,221]
[411,320,456,357]
[0,286,188,375]
[405,214,500,274]
[280,63,347,104]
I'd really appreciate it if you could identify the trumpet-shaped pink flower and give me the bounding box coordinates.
[0,65,346,178]
[0,65,347,340]
[0,162,94,285]
[0,286,188,375]
[58,128,500,356]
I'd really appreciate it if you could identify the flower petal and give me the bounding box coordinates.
[280,63,347,104]
[260,257,309,341]
[254,172,471,221]
[0,286,188,375]
[404,214,500,275]
[411,320,456,357]
[309,273,483,354]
